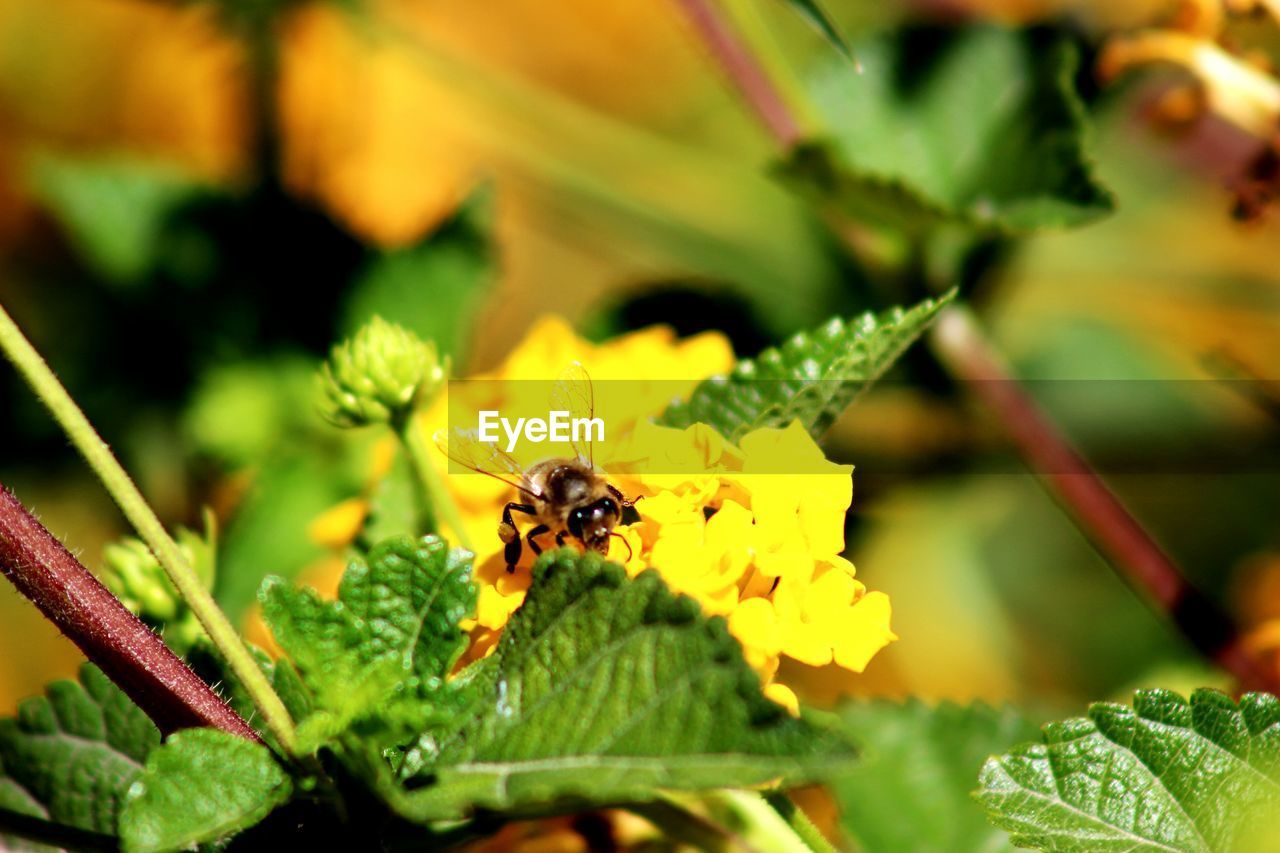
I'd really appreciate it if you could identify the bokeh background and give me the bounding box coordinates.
[2,0,1279,719]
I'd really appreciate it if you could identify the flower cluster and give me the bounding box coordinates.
[100,521,215,656]
[1098,2,1280,140]
[308,316,896,711]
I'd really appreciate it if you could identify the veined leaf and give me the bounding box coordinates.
[119,729,292,853]
[389,549,859,822]
[834,700,1041,852]
[658,292,952,441]
[978,689,1280,851]
[260,535,476,736]
[185,645,314,756]
[782,27,1113,233]
[0,665,159,837]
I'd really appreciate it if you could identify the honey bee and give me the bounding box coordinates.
[435,363,637,573]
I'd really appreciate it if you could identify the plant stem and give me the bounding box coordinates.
[0,485,260,739]
[705,790,814,853]
[673,0,803,147]
[763,792,837,853]
[627,796,742,851]
[0,302,300,754]
[396,415,474,552]
[930,305,1278,693]
[672,0,1277,695]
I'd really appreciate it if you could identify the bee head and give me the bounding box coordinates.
[568,497,620,554]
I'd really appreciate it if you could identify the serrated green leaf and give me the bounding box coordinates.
[658,292,951,441]
[834,700,1041,852]
[389,549,858,822]
[978,689,1280,851]
[0,665,159,837]
[185,645,314,755]
[260,535,476,735]
[119,729,292,853]
[782,27,1112,233]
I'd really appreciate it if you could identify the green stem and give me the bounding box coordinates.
[396,415,474,552]
[763,792,837,853]
[703,790,814,853]
[627,796,742,852]
[717,0,825,134]
[0,302,300,756]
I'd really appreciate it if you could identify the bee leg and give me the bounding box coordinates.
[608,483,642,508]
[500,502,537,573]
[525,524,551,557]
[555,531,568,548]
[503,502,537,528]
[610,531,633,561]
[503,537,522,574]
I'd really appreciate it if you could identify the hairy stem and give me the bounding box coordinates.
[397,415,474,552]
[764,792,837,853]
[0,302,299,754]
[0,485,260,739]
[673,0,803,146]
[704,790,813,853]
[930,305,1277,693]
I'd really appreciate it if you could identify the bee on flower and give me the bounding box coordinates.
[304,316,896,713]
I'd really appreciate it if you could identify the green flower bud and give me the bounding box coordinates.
[99,515,216,656]
[318,317,448,428]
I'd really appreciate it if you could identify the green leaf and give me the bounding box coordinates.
[658,292,952,441]
[833,700,1041,852]
[215,444,366,621]
[341,187,495,367]
[389,550,858,822]
[260,535,476,736]
[978,689,1280,851]
[0,665,159,836]
[185,645,314,755]
[782,27,1113,233]
[27,153,206,285]
[778,0,850,58]
[357,449,428,549]
[119,729,292,853]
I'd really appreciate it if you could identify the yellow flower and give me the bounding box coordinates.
[1100,29,1280,137]
[311,315,896,706]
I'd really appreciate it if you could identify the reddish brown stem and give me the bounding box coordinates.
[931,307,1277,694]
[0,484,261,740]
[673,0,802,147]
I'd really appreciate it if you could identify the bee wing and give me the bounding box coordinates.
[551,361,595,468]
[433,427,541,499]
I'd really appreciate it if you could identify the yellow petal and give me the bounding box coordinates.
[307,498,369,549]
[833,591,898,672]
[764,682,800,716]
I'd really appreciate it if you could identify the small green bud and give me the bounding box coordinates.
[318,317,447,428]
[99,514,217,656]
